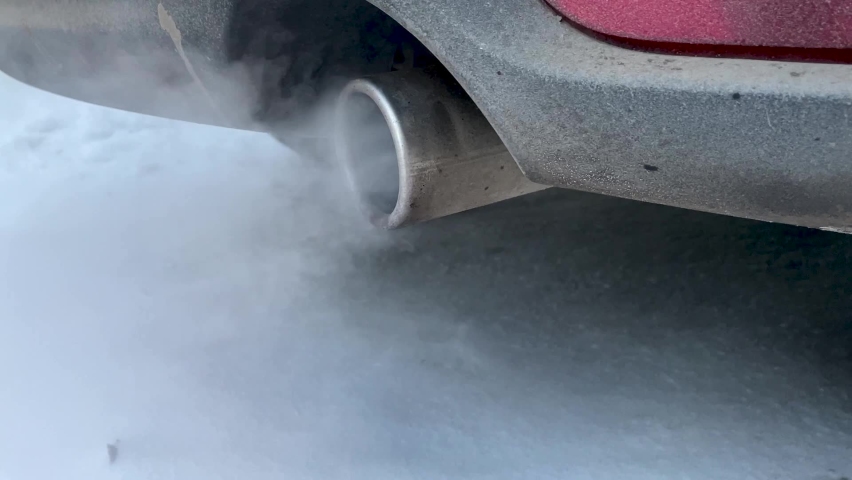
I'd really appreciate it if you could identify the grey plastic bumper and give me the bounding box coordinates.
[371,0,852,230]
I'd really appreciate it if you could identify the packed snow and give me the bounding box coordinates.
[1,73,851,480]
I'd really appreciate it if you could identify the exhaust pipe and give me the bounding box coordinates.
[334,69,546,229]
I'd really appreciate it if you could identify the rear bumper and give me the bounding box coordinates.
[2,0,852,230]
[373,0,852,231]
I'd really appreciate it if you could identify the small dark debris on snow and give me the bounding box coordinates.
[107,441,119,464]
[497,71,503,76]
[731,92,742,100]
[643,164,659,172]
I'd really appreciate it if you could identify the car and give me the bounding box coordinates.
[2,0,850,230]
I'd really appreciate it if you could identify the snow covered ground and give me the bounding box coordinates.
[1,73,851,480]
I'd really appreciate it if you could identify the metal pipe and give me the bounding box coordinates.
[334,69,546,229]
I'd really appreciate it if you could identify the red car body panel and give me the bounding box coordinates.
[546,0,852,49]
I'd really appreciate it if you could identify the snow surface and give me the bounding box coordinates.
[1,73,851,480]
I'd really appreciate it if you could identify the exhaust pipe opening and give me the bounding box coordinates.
[337,90,401,217]
[335,69,546,229]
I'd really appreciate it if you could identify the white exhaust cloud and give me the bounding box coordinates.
[1,25,851,480]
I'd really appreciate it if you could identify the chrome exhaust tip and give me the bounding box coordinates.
[334,69,546,229]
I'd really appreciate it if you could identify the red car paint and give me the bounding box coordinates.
[546,0,852,50]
